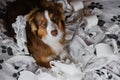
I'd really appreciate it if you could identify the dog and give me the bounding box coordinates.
[5,0,66,68]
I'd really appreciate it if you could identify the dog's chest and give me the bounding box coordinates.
[42,36,63,55]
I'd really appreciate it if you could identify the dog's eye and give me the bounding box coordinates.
[40,22,46,27]
[53,17,56,20]
[41,22,45,26]
[52,17,58,23]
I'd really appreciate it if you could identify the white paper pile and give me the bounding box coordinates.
[0,0,120,80]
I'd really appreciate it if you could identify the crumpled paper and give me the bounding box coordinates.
[1,0,120,80]
[12,16,29,55]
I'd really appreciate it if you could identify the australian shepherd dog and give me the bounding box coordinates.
[5,0,66,68]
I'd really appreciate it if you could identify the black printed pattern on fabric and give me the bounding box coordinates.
[0,59,3,70]
[1,45,7,53]
[1,45,14,56]
[111,15,120,22]
[95,69,114,80]
[7,47,14,56]
[111,15,120,25]
[107,34,118,40]
[0,45,14,70]
[118,5,120,8]
[97,19,105,26]
[88,2,103,9]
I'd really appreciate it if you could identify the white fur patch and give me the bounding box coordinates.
[44,10,63,41]
[42,10,64,55]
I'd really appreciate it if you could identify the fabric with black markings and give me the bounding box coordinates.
[0,0,120,80]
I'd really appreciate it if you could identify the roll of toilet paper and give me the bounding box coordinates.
[70,1,84,11]
[84,15,98,28]
[95,43,114,57]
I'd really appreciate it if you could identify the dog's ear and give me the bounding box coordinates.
[26,8,38,32]
[26,8,38,22]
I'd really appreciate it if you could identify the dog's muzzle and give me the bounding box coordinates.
[45,10,59,37]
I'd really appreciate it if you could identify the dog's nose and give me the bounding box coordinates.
[51,29,58,36]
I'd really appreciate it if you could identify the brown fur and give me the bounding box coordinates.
[5,0,66,68]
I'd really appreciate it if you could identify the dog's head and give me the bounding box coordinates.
[26,1,66,44]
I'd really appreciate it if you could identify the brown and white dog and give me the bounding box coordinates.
[5,0,66,68]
